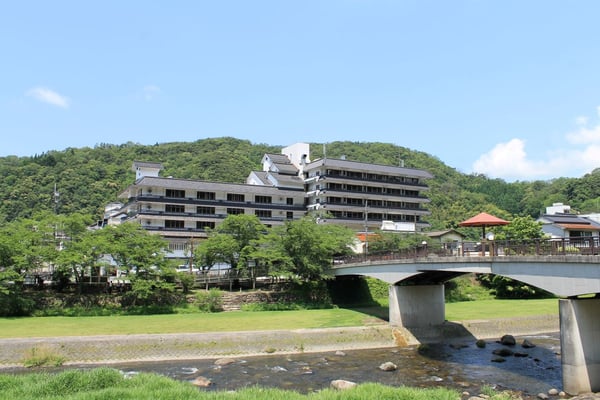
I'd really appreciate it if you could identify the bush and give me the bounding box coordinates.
[195,288,223,312]
[22,346,65,368]
[445,275,493,302]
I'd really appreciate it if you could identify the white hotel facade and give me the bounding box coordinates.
[108,143,433,258]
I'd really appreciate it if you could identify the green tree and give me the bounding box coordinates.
[55,227,111,293]
[276,218,355,281]
[495,215,544,240]
[104,223,169,276]
[215,214,265,256]
[195,233,239,289]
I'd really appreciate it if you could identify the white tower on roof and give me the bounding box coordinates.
[132,161,163,180]
[281,142,310,173]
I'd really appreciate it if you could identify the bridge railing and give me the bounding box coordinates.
[334,236,600,265]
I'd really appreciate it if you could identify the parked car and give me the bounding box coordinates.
[175,265,201,274]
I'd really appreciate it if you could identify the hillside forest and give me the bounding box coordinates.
[1,137,600,233]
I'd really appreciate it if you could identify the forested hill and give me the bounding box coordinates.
[1,137,600,230]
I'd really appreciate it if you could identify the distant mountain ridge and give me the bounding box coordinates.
[1,137,599,231]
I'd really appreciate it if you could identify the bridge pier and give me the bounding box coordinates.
[389,284,445,327]
[559,298,600,394]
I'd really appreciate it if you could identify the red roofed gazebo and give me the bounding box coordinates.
[459,212,510,239]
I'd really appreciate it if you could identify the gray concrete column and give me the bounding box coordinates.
[559,298,600,394]
[389,284,445,327]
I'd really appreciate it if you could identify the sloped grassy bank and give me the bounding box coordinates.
[0,367,503,400]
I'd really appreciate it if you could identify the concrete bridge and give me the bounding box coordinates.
[331,250,600,394]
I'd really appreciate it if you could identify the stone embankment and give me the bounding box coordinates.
[0,325,394,367]
[0,315,559,368]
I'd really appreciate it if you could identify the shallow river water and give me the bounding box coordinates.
[104,332,561,397]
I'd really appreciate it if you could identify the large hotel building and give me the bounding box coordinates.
[107,143,433,258]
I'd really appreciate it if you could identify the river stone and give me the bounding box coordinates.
[191,376,212,387]
[214,358,236,366]
[548,388,559,395]
[335,350,346,356]
[492,348,514,357]
[500,334,516,346]
[379,361,398,371]
[522,339,536,348]
[491,356,506,363]
[514,352,528,357]
[537,393,549,399]
[475,339,487,348]
[330,379,357,390]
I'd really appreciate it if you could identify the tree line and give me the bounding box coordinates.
[2,137,600,231]
[0,212,358,316]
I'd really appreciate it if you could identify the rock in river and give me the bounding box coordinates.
[379,361,398,371]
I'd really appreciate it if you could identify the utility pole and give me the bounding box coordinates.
[364,200,368,258]
[53,183,60,215]
[188,238,194,273]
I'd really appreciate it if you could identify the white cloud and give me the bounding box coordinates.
[566,125,600,144]
[26,87,70,109]
[472,138,600,181]
[142,85,161,101]
[472,139,544,180]
[473,106,600,181]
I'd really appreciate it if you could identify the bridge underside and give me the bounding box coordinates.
[332,264,600,394]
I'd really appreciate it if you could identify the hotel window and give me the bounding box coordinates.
[165,204,185,213]
[197,206,215,215]
[227,208,245,215]
[227,193,245,202]
[255,210,272,218]
[197,191,216,200]
[165,220,184,229]
[286,197,294,205]
[286,212,294,219]
[197,221,215,230]
[255,195,272,204]
[166,189,185,198]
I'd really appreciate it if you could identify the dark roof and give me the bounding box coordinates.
[263,153,299,175]
[540,214,595,224]
[539,214,600,229]
[132,161,163,169]
[119,176,304,198]
[249,171,304,190]
[556,223,600,231]
[264,153,292,164]
[424,229,466,238]
[304,158,433,179]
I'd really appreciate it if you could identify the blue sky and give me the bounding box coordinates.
[2,1,600,182]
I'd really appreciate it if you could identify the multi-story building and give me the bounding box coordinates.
[116,161,306,258]
[109,143,432,259]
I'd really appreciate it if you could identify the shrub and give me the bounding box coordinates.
[22,346,65,368]
[195,288,223,312]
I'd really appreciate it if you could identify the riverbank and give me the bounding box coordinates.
[0,314,559,368]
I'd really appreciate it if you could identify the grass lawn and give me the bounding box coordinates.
[0,299,559,339]
[445,298,558,321]
[0,308,378,339]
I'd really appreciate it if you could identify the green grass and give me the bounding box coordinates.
[0,308,379,339]
[0,368,466,400]
[445,298,558,320]
[0,299,559,339]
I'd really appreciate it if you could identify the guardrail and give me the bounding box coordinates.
[335,237,600,265]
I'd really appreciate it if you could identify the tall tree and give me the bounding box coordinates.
[276,218,355,281]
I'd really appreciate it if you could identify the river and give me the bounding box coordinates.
[101,332,561,398]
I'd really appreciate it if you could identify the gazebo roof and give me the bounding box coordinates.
[459,212,509,227]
